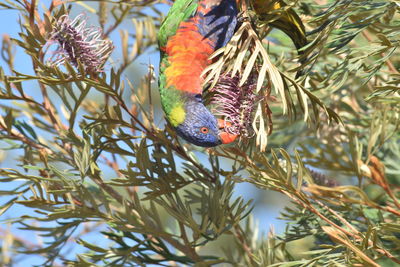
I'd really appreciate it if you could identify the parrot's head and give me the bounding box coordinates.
[173,95,237,147]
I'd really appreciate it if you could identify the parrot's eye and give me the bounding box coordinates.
[200,127,209,134]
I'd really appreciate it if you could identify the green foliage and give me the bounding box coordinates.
[0,0,399,266]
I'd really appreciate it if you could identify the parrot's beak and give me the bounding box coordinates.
[218,119,238,144]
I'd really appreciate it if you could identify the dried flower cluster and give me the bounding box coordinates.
[47,14,114,74]
[211,73,260,137]
[309,169,339,187]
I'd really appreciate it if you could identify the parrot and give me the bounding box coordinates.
[158,0,239,147]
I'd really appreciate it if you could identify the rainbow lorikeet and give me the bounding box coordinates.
[158,0,238,147]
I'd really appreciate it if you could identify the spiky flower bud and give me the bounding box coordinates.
[47,14,114,74]
[309,169,339,187]
[211,73,260,137]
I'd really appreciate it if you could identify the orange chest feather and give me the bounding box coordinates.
[164,21,214,95]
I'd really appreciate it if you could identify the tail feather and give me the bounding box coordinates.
[253,0,307,52]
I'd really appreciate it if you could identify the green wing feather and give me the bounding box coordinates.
[158,0,198,48]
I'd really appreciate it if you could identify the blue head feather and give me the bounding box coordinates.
[175,95,221,147]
